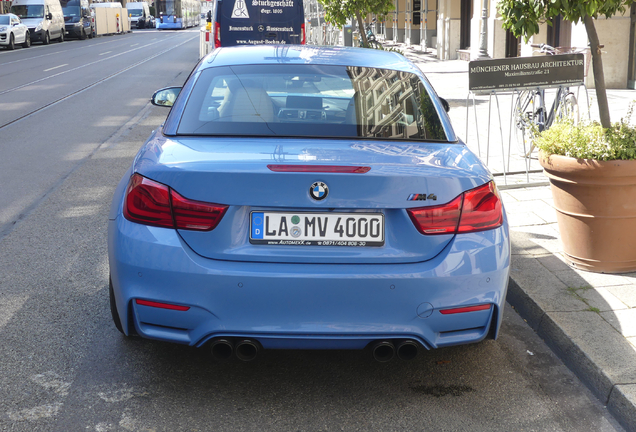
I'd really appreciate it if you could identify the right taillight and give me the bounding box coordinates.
[124,173,227,231]
[407,181,503,235]
[457,181,503,233]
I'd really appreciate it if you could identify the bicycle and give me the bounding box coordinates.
[357,23,383,49]
[513,43,583,158]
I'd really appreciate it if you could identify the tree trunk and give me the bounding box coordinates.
[584,15,611,128]
[355,11,369,47]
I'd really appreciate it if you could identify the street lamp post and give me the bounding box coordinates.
[476,0,490,59]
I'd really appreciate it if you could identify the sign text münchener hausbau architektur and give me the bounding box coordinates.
[469,54,585,93]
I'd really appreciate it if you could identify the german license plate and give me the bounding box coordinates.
[250,212,384,246]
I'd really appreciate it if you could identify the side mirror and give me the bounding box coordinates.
[151,87,182,107]
[439,97,450,113]
[46,12,53,20]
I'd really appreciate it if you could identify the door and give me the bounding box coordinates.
[459,0,471,50]
[505,29,518,57]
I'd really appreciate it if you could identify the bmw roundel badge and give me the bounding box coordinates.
[309,182,328,201]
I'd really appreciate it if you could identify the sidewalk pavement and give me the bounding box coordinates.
[387,41,636,431]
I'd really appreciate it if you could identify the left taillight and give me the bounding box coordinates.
[301,23,306,44]
[123,173,227,231]
[407,181,503,235]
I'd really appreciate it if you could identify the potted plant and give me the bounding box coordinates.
[536,110,636,273]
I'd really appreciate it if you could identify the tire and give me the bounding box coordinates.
[22,32,31,48]
[58,29,64,42]
[109,277,126,335]
[7,34,14,50]
[43,31,50,45]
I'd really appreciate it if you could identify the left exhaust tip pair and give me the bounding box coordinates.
[210,338,259,362]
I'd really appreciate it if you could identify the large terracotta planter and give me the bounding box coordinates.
[539,152,636,273]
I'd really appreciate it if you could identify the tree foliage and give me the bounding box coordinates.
[497,0,634,128]
[317,0,394,47]
[497,0,631,42]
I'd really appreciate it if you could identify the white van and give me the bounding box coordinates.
[126,2,150,28]
[11,0,65,44]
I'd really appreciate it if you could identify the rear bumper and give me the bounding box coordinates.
[108,215,510,350]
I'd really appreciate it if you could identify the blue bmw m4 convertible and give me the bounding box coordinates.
[108,45,510,362]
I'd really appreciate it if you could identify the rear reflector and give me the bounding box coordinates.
[407,181,503,235]
[439,304,491,315]
[267,165,370,173]
[136,299,190,311]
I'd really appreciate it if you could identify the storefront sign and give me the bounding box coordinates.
[469,54,585,93]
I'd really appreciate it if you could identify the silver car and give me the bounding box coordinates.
[0,14,31,49]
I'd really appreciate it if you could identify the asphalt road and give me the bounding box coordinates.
[0,30,627,431]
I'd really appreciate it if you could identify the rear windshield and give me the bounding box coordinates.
[177,64,448,142]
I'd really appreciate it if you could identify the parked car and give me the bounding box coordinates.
[108,45,510,363]
[10,0,65,44]
[127,1,150,28]
[136,14,154,29]
[60,0,93,39]
[0,13,31,49]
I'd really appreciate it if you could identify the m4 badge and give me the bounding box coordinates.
[407,193,437,201]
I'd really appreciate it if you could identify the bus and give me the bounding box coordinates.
[209,0,305,47]
[156,0,199,29]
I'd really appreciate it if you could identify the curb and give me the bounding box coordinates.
[506,276,636,432]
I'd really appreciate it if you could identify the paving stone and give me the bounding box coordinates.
[504,186,553,202]
[554,269,635,289]
[536,254,575,273]
[578,287,630,312]
[510,254,589,313]
[540,311,636,400]
[605,285,636,308]
[511,224,562,255]
[600,309,636,338]
[507,212,547,228]
[502,200,558,226]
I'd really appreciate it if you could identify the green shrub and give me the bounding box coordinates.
[536,104,636,161]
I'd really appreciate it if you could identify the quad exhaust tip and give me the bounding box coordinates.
[372,341,396,362]
[235,339,259,362]
[210,338,234,361]
[397,340,419,361]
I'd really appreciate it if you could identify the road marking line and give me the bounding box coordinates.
[99,51,112,56]
[130,43,139,47]
[43,64,68,72]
